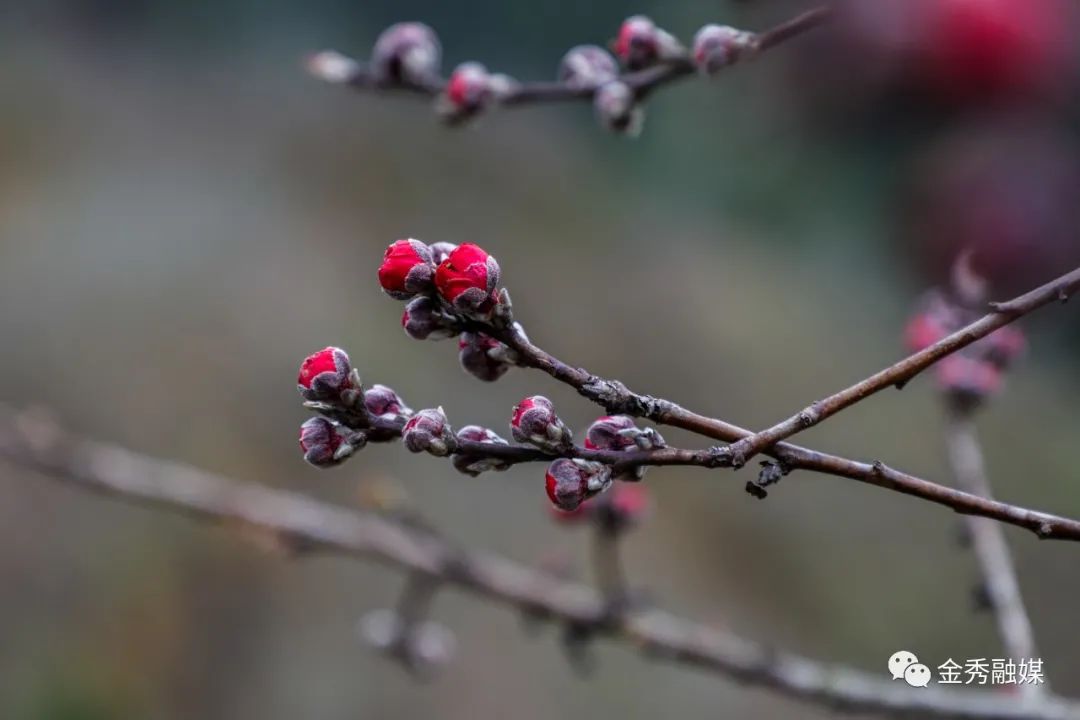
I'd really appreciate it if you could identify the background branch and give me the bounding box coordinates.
[309,6,832,108]
[0,405,1075,720]
[725,266,1080,467]
[945,406,1044,699]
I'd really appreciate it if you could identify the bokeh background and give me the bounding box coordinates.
[1,0,1079,718]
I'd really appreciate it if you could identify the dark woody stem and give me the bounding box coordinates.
[310,6,832,106]
[485,266,1080,542]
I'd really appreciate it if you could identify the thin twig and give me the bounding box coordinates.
[483,268,1080,542]
[725,266,1080,467]
[309,7,832,107]
[944,406,1044,699]
[0,406,1074,719]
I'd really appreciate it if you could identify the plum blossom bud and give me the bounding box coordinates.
[434,243,501,317]
[300,417,364,467]
[458,332,514,382]
[545,458,612,512]
[511,396,573,452]
[307,50,362,84]
[298,347,361,405]
[558,45,619,89]
[613,15,685,70]
[402,295,459,341]
[936,355,1003,409]
[693,24,752,75]
[364,384,412,420]
[980,326,1026,371]
[378,239,435,300]
[438,63,517,122]
[585,415,665,452]
[594,81,644,137]
[402,407,455,456]
[428,241,458,266]
[452,425,512,476]
[371,22,442,86]
[586,415,665,481]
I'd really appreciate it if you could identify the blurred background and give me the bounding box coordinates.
[1,0,1079,717]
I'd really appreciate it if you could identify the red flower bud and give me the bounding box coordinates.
[300,417,363,467]
[378,239,435,300]
[585,415,665,481]
[364,384,411,420]
[402,407,455,456]
[545,458,612,512]
[402,295,459,341]
[298,347,359,404]
[613,15,684,70]
[692,24,749,75]
[511,395,573,452]
[558,45,619,89]
[458,332,513,382]
[594,81,644,136]
[981,325,1026,370]
[608,483,651,523]
[434,243,501,316]
[439,63,519,121]
[935,354,1003,408]
[452,425,512,476]
[371,22,442,86]
[585,415,665,451]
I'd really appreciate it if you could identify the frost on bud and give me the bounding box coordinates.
[300,417,364,467]
[434,243,501,317]
[693,24,752,75]
[452,425,512,476]
[402,407,455,456]
[402,295,459,341]
[613,15,685,70]
[298,346,360,405]
[588,416,665,478]
[511,396,573,452]
[585,415,665,481]
[364,384,412,420]
[437,62,491,122]
[458,332,514,382]
[545,458,612,512]
[371,22,442,86]
[428,241,458,266]
[558,45,619,90]
[378,238,435,300]
[594,81,644,137]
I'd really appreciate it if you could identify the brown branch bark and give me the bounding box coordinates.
[309,6,832,106]
[0,405,1075,720]
[944,407,1045,700]
[724,267,1080,467]
[484,267,1080,542]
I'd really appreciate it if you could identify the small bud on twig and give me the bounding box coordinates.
[452,425,512,476]
[558,45,619,90]
[299,417,364,467]
[546,458,612,512]
[511,396,573,452]
[594,81,644,136]
[298,347,361,406]
[371,22,442,86]
[378,238,436,300]
[434,243,501,318]
[402,407,456,457]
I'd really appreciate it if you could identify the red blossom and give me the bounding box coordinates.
[378,239,434,300]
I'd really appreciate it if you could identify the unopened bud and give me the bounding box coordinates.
[402,407,455,456]
[558,45,619,89]
[594,81,644,137]
[511,396,573,452]
[371,22,442,86]
[545,458,612,512]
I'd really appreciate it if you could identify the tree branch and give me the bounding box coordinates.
[308,7,832,109]
[484,274,1080,542]
[0,405,1075,720]
[724,267,1080,467]
[944,406,1044,699]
